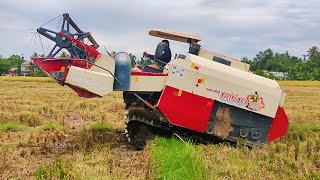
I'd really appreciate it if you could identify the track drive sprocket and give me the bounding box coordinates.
[124,113,155,150]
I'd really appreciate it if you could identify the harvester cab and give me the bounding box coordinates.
[148,29,250,72]
[32,13,289,150]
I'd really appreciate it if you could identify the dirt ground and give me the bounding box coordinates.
[1,78,320,179]
[0,125,151,179]
[0,79,151,179]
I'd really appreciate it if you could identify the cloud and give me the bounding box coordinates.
[0,0,319,60]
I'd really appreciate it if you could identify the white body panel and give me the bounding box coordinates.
[198,48,250,72]
[129,75,167,92]
[166,54,283,118]
[165,60,198,93]
[149,29,201,44]
[66,66,114,96]
[90,55,115,74]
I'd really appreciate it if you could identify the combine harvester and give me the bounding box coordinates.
[33,13,289,149]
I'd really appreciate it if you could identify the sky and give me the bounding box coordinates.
[0,0,319,60]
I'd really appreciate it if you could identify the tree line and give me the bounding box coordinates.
[0,52,68,77]
[0,55,24,75]
[0,46,319,80]
[241,46,320,80]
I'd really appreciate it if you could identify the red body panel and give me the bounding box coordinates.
[69,85,100,98]
[131,71,168,76]
[267,107,289,142]
[158,86,214,132]
[31,58,99,98]
[32,58,91,73]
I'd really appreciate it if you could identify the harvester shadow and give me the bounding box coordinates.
[149,125,245,150]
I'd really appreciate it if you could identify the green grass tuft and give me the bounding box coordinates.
[35,159,70,180]
[90,123,112,131]
[0,122,25,131]
[42,122,64,131]
[289,123,320,132]
[150,137,205,180]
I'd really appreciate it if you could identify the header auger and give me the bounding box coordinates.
[32,13,289,150]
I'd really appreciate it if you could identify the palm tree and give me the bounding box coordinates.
[307,46,320,59]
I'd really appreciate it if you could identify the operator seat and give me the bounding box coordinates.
[142,41,168,73]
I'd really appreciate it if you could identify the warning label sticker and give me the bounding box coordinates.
[170,66,185,78]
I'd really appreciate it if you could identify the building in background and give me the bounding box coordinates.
[21,61,31,76]
[268,71,288,80]
[7,67,18,76]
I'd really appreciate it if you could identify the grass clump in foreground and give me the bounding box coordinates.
[0,122,25,131]
[150,137,205,180]
[150,126,320,180]
[289,123,320,132]
[35,159,71,180]
[88,122,117,146]
[42,122,64,131]
[90,123,112,131]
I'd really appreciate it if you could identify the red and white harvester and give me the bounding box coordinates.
[33,14,289,149]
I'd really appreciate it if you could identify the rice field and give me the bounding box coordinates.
[0,77,319,179]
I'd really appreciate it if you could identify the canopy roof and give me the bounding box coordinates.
[149,29,201,44]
